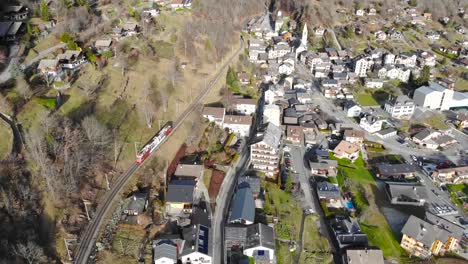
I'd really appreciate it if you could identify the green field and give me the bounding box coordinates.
[355,93,380,106]
[264,182,302,241]
[447,184,468,210]
[329,153,405,259]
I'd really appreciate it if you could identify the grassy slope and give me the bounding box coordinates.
[0,120,12,159]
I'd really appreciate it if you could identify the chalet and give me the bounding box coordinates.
[343,129,365,145]
[123,192,149,224]
[166,180,196,216]
[331,216,368,248]
[433,166,468,184]
[333,141,360,161]
[317,182,343,208]
[94,39,113,52]
[57,50,86,69]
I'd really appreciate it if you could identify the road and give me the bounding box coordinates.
[74,38,245,264]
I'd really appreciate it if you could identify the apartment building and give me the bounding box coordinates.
[250,123,283,177]
[384,95,415,119]
[401,215,463,258]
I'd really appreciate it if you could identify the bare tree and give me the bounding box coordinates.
[82,115,111,162]
[138,81,156,128]
[0,94,13,116]
[12,241,46,264]
[16,77,33,100]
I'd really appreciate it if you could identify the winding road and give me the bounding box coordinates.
[74,38,245,264]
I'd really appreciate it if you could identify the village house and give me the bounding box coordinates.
[153,239,184,264]
[375,164,416,180]
[309,158,338,177]
[202,107,225,126]
[285,125,303,144]
[433,166,468,184]
[314,27,326,36]
[359,114,384,133]
[181,224,212,264]
[374,31,387,41]
[384,95,415,119]
[166,180,196,216]
[353,55,373,77]
[94,39,113,53]
[385,183,427,206]
[412,128,457,150]
[333,140,360,161]
[250,123,282,177]
[364,78,384,89]
[57,50,86,70]
[317,182,343,208]
[418,51,437,67]
[237,71,250,85]
[395,52,418,68]
[343,129,365,145]
[228,184,255,225]
[173,164,204,182]
[122,192,149,225]
[262,104,281,127]
[331,216,368,248]
[343,101,362,117]
[37,59,60,76]
[268,41,290,59]
[400,215,463,258]
[231,98,257,116]
[223,115,252,137]
[375,127,398,139]
[225,223,276,264]
[426,31,440,41]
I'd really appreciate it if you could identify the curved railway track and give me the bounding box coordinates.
[74,38,244,264]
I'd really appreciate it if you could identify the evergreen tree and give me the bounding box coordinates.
[40,0,51,21]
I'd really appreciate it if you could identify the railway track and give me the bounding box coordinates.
[74,38,244,264]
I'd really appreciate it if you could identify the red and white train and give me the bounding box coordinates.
[136,123,173,164]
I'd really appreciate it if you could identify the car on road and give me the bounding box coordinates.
[284,152,291,158]
[410,155,418,162]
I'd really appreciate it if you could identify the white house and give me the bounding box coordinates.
[360,114,384,133]
[356,9,365,16]
[243,224,276,263]
[314,27,326,36]
[232,98,257,115]
[374,31,387,41]
[395,53,417,68]
[202,107,225,125]
[354,56,373,77]
[418,51,437,67]
[426,31,440,41]
[263,104,281,127]
[223,115,252,137]
[344,101,362,117]
[384,95,415,119]
[181,224,212,264]
[380,66,411,82]
[278,62,294,75]
[265,84,284,104]
[365,78,384,89]
[384,53,396,65]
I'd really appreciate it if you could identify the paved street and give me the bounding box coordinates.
[211,145,250,264]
